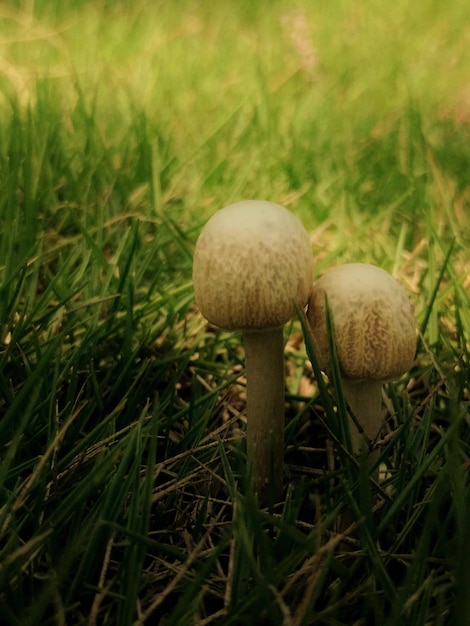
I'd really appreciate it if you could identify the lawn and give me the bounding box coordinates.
[0,0,469,624]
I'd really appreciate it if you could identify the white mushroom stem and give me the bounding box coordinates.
[243,326,285,503]
[342,379,383,455]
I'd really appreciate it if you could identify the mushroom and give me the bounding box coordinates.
[306,263,416,456]
[193,200,314,503]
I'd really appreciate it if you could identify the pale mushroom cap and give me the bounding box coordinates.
[193,200,314,330]
[307,263,416,381]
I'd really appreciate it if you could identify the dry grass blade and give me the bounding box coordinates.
[89,533,116,626]
[135,507,227,624]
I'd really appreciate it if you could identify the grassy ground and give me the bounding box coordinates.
[0,1,469,624]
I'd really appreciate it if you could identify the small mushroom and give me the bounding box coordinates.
[306,263,416,455]
[193,200,314,503]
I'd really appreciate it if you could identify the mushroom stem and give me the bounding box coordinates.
[244,326,285,504]
[342,379,383,455]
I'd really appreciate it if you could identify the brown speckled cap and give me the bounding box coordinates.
[193,200,314,331]
[307,263,416,381]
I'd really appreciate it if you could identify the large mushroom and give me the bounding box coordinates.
[193,200,314,503]
[306,263,416,456]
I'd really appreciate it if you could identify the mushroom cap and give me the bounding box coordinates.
[307,263,416,381]
[193,200,314,330]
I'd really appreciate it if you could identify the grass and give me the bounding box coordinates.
[0,0,469,624]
